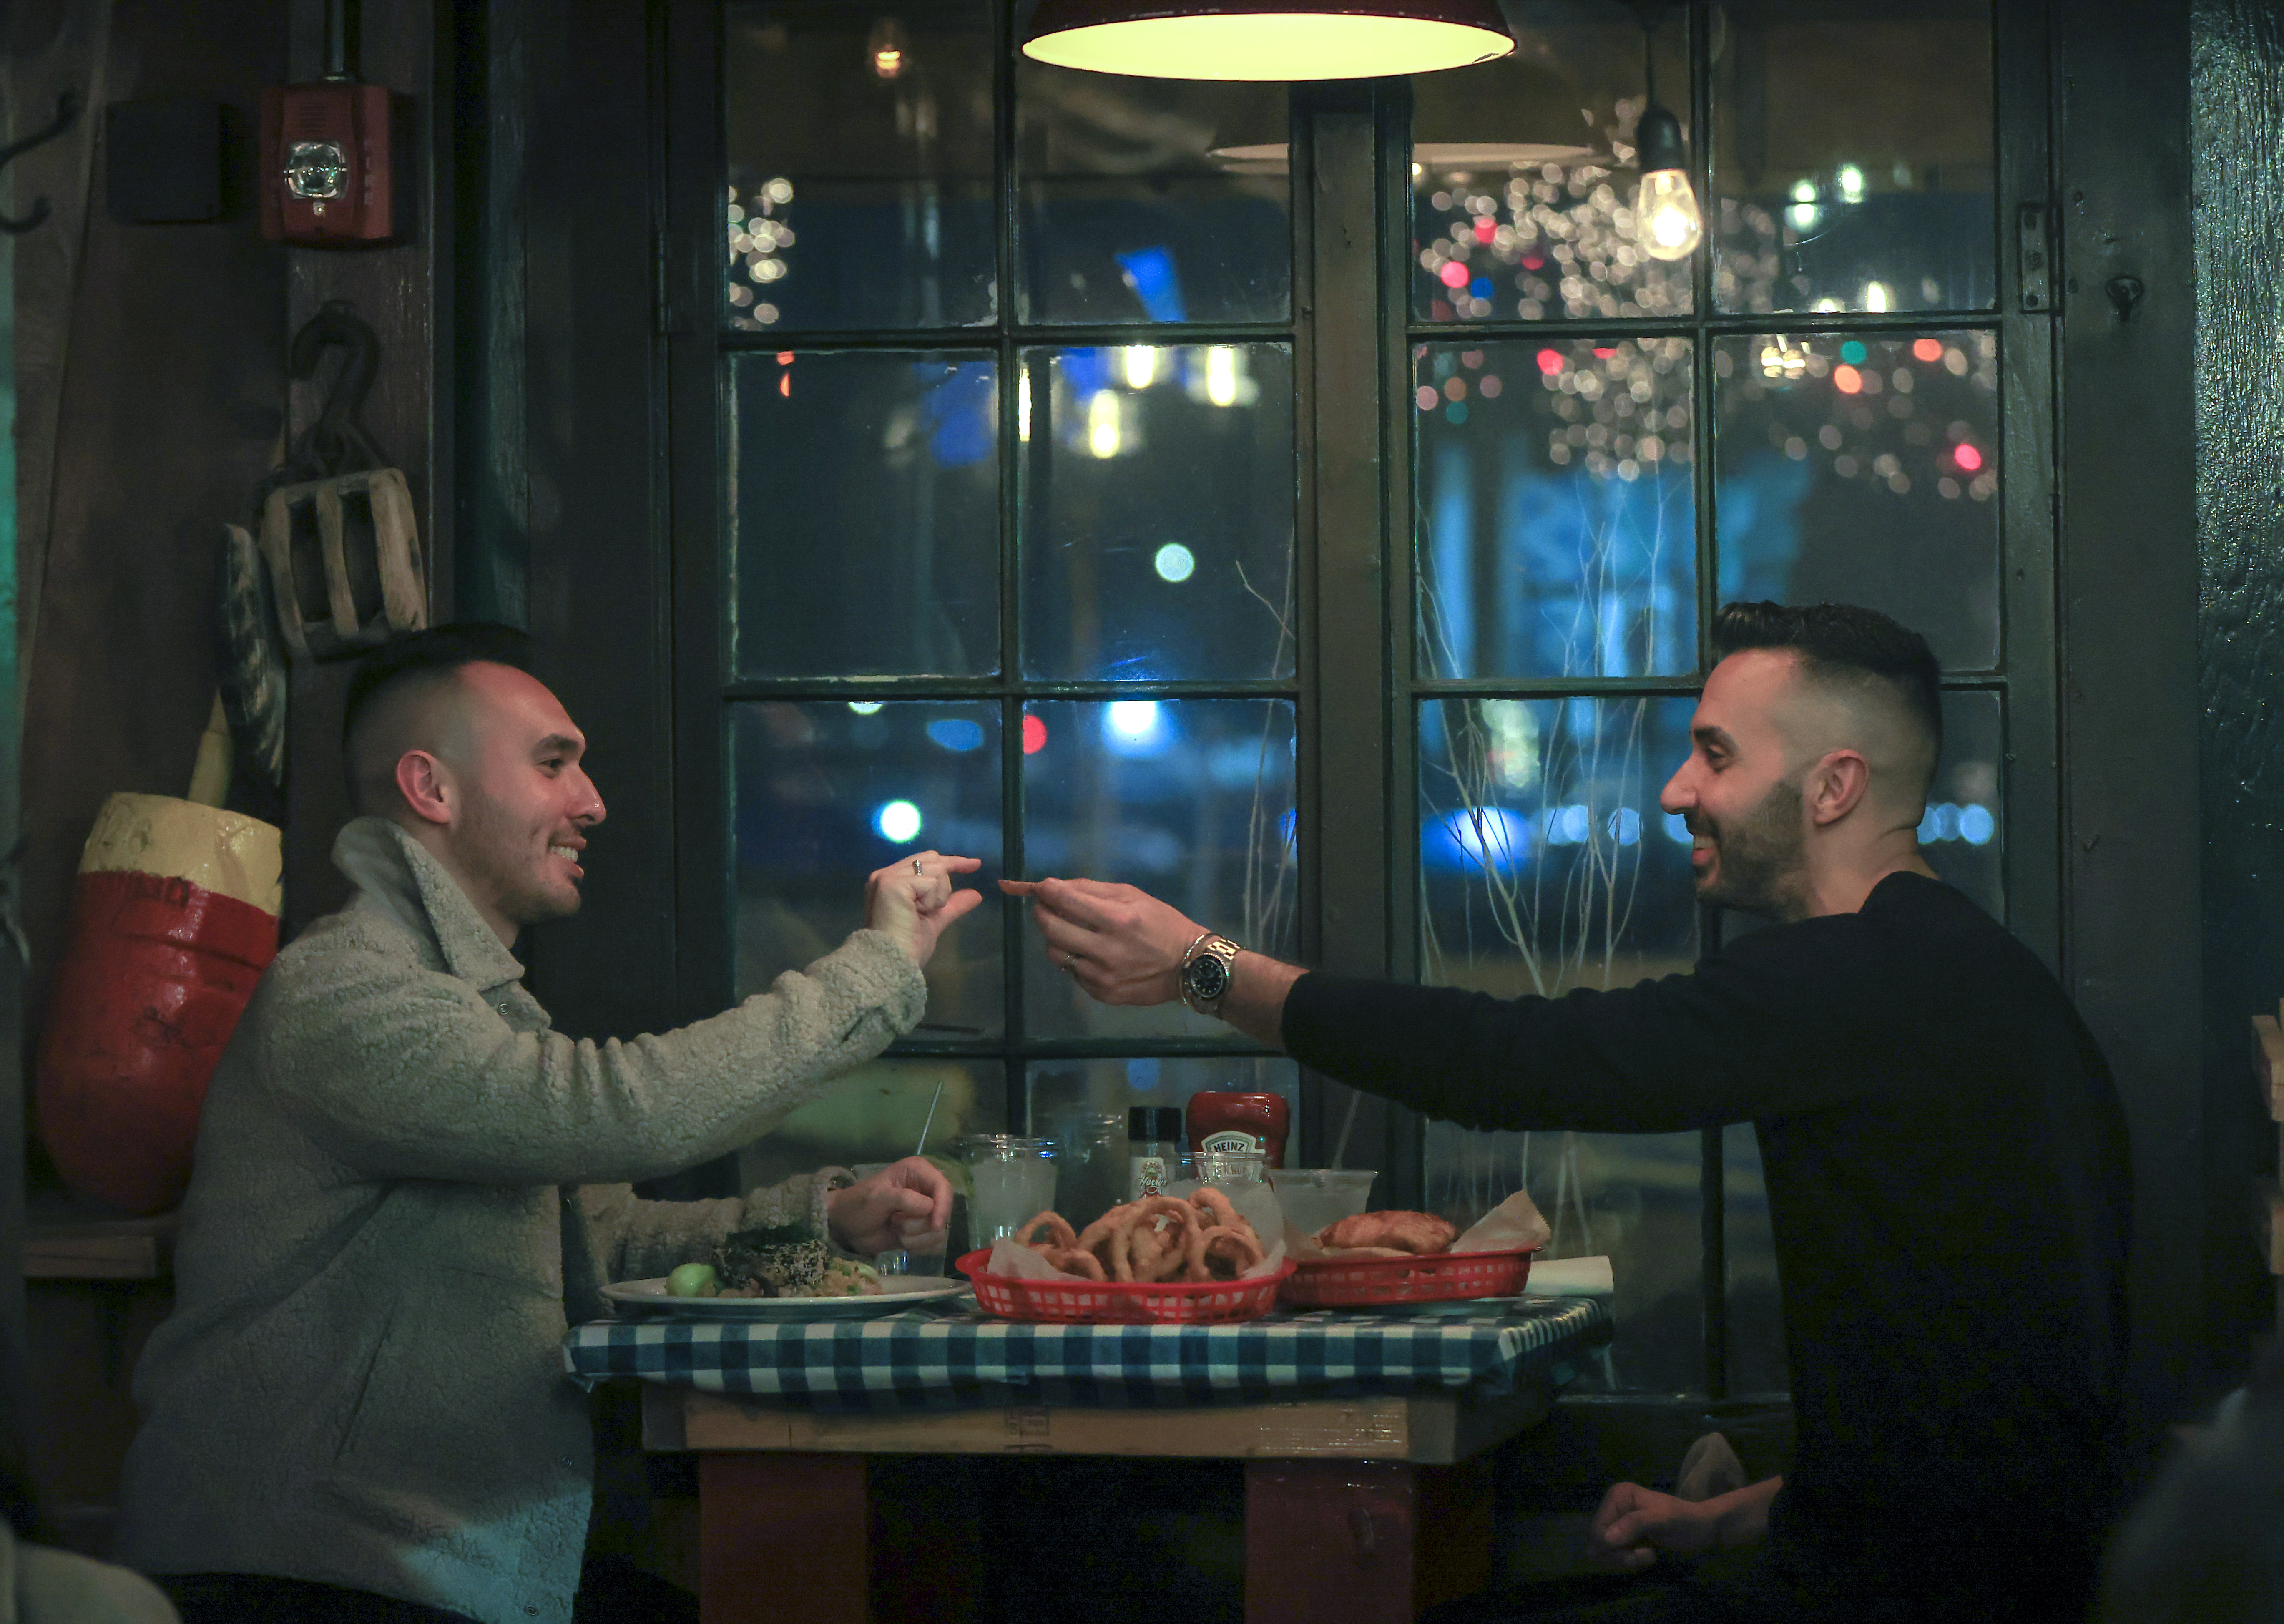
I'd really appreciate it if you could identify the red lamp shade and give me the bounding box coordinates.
[1020,0,1515,80]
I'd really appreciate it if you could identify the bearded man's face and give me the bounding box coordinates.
[1659,651,1815,922]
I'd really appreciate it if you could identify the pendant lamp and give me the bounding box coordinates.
[1020,0,1515,81]
[1628,3,1700,260]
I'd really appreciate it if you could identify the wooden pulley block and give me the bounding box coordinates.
[257,465,427,661]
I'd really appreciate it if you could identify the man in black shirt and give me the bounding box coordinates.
[1010,602,2131,1623]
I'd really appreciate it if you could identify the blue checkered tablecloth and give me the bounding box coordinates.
[562,1296,1611,1411]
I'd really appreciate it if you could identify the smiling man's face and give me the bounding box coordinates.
[1658,649,1813,920]
[444,663,606,933]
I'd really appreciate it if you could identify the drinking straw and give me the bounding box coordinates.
[914,1075,947,1157]
[1330,1090,1363,1170]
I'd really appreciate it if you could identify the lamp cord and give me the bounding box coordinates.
[1633,0,1670,111]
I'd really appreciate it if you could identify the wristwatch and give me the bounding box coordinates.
[1179,933,1242,1018]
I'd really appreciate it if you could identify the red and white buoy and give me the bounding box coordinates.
[35,789,282,1214]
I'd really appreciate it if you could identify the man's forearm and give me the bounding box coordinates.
[1709,1476,1783,1548]
[1218,951,1306,1048]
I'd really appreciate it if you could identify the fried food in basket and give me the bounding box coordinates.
[1010,1190,1265,1284]
[1316,1211,1460,1257]
[1014,1213,1078,1250]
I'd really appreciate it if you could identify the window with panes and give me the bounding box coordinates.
[668,0,2048,1400]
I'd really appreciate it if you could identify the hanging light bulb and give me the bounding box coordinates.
[1020,0,1513,82]
[867,17,911,80]
[1632,103,1699,261]
[1626,5,1699,262]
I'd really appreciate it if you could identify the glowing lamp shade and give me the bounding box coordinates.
[1020,0,1514,81]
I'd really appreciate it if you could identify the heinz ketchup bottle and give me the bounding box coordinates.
[1185,1090,1289,1169]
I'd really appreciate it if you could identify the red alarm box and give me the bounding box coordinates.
[258,80,394,245]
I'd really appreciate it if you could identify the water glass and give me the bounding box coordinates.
[1049,1110,1126,1233]
[1192,1148,1268,1187]
[954,1134,1059,1247]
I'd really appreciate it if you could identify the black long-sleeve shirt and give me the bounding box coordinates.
[1281,872,2130,1620]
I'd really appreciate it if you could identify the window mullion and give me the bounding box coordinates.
[1689,0,1728,1408]
[1289,79,1410,1191]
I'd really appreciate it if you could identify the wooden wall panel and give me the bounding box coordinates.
[14,0,288,1091]
[279,0,450,936]
[7,0,287,1538]
[2191,0,2284,1379]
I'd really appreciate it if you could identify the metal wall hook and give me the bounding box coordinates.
[2106,275,2145,322]
[0,90,82,235]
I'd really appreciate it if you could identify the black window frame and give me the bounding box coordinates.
[658,0,2060,1405]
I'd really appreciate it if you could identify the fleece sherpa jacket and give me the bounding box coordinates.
[113,818,928,1624]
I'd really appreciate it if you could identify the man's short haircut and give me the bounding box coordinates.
[1711,600,1943,768]
[342,623,533,811]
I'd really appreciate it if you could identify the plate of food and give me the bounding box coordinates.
[605,1222,968,1318]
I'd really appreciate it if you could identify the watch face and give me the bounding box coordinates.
[1184,952,1231,1002]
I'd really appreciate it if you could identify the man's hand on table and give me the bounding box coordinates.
[1583,1476,1781,1571]
[865,851,985,969]
[825,1156,953,1256]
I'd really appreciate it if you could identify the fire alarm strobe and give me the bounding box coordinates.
[259,80,394,245]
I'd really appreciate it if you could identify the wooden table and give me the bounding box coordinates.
[640,1378,1559,1624]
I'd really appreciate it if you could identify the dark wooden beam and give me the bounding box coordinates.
[2056,0,2209,1426]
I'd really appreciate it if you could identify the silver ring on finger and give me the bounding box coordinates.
[912,858,925,875]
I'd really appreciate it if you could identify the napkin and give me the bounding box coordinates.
[1520,1254,1613,1297]
[1450,1189,1554,1253]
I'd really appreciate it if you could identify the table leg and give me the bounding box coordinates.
[699,1453,870,1624]
[1244,1458,1494,1624]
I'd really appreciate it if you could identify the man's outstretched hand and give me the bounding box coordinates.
[1000,876,1201,1006]
[865,852,985,968]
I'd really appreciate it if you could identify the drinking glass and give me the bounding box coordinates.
[1191,1149,1267,1187]
[850,1162,952,1280]
[954,1134,1059,1247]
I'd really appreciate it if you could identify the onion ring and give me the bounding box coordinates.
[1038,1244,1107,1281]
[1108,1216,1143,1283]
[1015,1212,1078,1250]
[1073,1202,1140,1259]
[1199,1224,1266,1280]
[1116,1219,1164,1284]
[1188,1187,1244,1232]
[1134,1195,1202,1237]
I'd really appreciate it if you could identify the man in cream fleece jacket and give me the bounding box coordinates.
[113,626,982,1624]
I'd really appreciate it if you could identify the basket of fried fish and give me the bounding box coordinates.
[1279,1199,1543,1308]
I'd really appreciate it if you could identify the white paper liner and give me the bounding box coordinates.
[1283,1187,1553,1262]
[984,1179,1289,1283]
[1520,1254,1613,1297]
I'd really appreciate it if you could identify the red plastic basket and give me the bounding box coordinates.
[957,1249,1295,1325]
[1278,1247,1538,1309]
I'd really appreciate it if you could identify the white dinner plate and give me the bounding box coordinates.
[603,1276,968,1320]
